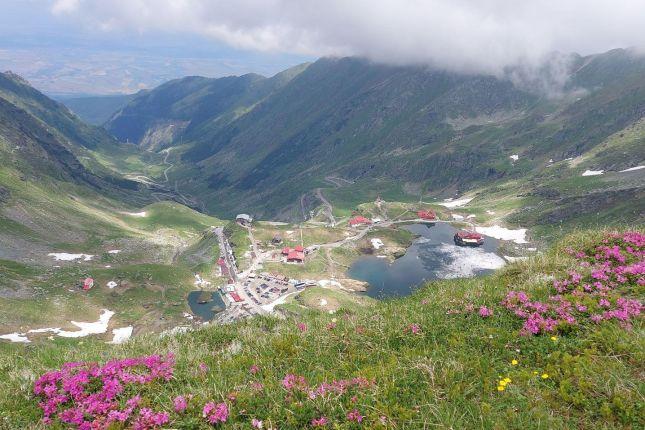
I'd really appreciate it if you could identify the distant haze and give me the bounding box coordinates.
[52,0,645,75]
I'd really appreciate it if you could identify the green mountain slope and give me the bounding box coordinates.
[104,63,309,150]
[58,93,136,125]
[104,50,644,226]
[1,229,642,428]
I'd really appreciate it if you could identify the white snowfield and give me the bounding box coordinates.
[371,238,384,249]
[582,169,604,176]
[107,249,121,254]
[48,253,94,261]
[123,211,147,217]
[475,225,528,244]
[619,165,644,172]
[437,197,473,208]
[57,310,115,338]
[504,256,529,262]
[509,154,519,161]
[0,309,115,343]
[108,326,133,344]
[0,333,30,343]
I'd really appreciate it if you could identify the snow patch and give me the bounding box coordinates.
[124,211,147,217]
[509,154,519,161]
[107,250,121,254]
[370,238,384,249]
[318,279,342,288]
[107,281,118,289]
[319,299,328,306]
[486,210,496,215]
[437,197,473,208]
[476,225,528,244]
[108,326,133,344]
[57,309,114,338]
[451,214,464,220]
[48,253,94,261]
[619,165,644,172]
[582,169,604,176]
[504,256,529,262]
[466,214,476,219]
[0,333,30,343]
[194,274,211,288]
[434,244,506,279]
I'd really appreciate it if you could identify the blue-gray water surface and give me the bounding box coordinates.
[347,223,504,298]
[187,291,226,321]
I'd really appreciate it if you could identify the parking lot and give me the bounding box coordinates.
[242,273,299,306]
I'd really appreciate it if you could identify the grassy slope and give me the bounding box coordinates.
[0,229,642,428]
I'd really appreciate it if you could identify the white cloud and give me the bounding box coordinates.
[51,0,645,75]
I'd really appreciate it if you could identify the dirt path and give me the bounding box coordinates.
[315,188,336,226]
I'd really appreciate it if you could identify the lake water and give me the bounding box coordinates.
[187,291,226,321]
[347,223,505,298]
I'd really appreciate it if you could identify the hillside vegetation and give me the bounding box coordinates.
[103,50,645,225]
[0,229,642,429]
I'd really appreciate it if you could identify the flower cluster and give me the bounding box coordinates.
[202,402,229,425]
[34,354,175,429]
[503,231,643,335]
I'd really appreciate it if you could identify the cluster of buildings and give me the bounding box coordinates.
[281,245,306,263]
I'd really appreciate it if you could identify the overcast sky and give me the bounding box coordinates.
[2,0,644,94]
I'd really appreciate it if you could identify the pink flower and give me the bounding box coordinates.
[311,416,329,427]
[252,418,263,428]
[408,323,421,334]
[326,322,336,330]
[347,409,364,423]
[282,374,307,391]
[479,306,493,318]
[297,322,307,332]
[199,362,209,373]
[249,365,259,375]
[202,402,228,425]
[173,395,187,413]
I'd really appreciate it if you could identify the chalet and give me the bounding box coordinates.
[236,214,253,226]
[349,216,372,227]
[417,210,436,221]
[282,246,305,263]
[454,231,484,247]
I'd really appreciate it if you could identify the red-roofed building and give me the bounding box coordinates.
[349,216,372,227]
[281,246,306,263]
[417,210,436,221]
[229,292,243,302]
[287,251,305,263]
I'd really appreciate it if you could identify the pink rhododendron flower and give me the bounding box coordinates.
[202,402,228,425]
[408,323,421,334]
[347,409,364,423]
[297,322,307,332]
[311,416,329,427]
[479,306,493,318]
[173,395,187,413]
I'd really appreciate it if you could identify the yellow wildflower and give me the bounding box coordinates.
[497,385,505,391]
[504,378,511,384]
[533,371,538,375]
[511,359,518,366]
[550,336,557,341]
[541,373,549,379]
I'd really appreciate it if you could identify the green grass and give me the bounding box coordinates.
[0,228,642,428]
